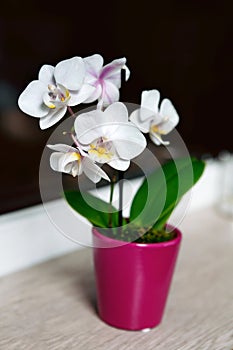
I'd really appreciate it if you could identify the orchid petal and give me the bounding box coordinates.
[83,54,103,78]
[141,90,160,112]
[54,57,85,90]
[38,65,55,85]
[50,152,63,172]
[104,102,128,123]
[100,57,129,87]
[50,153,73,174]
[97,99,104,110]
[107,158,130,171]
[82,84,102,104]
[71,162,81,177]
[123,65,130,81]
[63,153,80,169]
[149,132,170,146]
[140,90,160,122]
[159,98,179,134]
[83,157,110,183]
[49,145,83,177]
[71,164,78,177]
[18,80,48,118]
[113,139,146,159]
[101,80,120,106]
[151,112,164,125]
[74,109,105,144]
[75,111,127,145]
[130,109,151,133]
[111,124,147,159]
[47,144,77,153]
[68,84,96,106]
[39,106,67,129]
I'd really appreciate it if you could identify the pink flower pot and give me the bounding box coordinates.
[92,227,182,331]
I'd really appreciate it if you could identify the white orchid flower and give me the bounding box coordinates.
[74,102,147,171]
[82,54,130,109]
[18,57,95,129]
[47,144,110,183]
[130,90,179,145]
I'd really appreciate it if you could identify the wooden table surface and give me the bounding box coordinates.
[1,206,233,350]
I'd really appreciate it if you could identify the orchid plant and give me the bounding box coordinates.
[18,54,205,243]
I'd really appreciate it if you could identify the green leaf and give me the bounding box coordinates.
[130,157,205,230]
[64,190,119,228]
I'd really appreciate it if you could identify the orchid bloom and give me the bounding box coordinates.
[130,90,179,145]
[47,144,110,183]
[74,102,147,171]
[82,54,130,109]
[18,57,95,129]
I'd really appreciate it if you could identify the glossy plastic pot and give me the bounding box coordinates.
[92,226,182,331]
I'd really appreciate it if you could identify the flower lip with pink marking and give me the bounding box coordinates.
[82,54,130,109]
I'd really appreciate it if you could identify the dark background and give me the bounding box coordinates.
[0,0,232,213]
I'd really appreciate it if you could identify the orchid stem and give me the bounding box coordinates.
[71,134,80,148]
[116,68,126,233]
[108,174,116,228]
[118,170,124,231]
[68,106,75,116]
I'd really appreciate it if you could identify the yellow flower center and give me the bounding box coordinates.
[45,84,71,109]
[89,142,113,160]
[151,124,159,133]
[150,123,166,135]
[72,152,81,162]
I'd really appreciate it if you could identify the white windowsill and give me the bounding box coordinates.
[0,159,222,277]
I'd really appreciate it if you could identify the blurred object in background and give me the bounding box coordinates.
[217,151,233,218]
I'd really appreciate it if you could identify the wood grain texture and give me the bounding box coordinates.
[0,206,233,350]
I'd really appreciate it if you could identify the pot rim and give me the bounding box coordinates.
[92,225,182,248]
